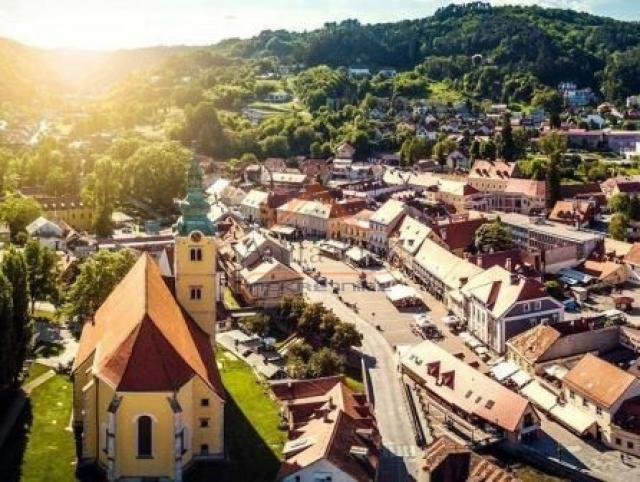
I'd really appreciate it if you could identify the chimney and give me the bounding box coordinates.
[505,258,512,272]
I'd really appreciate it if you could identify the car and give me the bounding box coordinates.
[316,276,327,285]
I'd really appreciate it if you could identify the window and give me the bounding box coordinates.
[200,418,209,428]
[596,406,602,416]
[137,416,152,458]
[190,287,202,300]
[616,438,622,445]
[179,427,189,454]
[582,398,589,407]
[201,398,210,407]
[535,301,542,310]
[569,390,575,399]
[200,444,209,455]
[628,441,634,449]
[190,247,203,261]
[523,303,530,313]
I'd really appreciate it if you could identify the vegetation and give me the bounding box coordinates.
[63,249,137,320]
[217,347,286,481]
[475,218,514,253]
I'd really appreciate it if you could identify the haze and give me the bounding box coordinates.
[1,0,639,51]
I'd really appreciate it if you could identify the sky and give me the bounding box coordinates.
[1,0,639,51]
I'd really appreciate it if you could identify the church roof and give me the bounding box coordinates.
[73,253,224,397]
[175,151,215,236]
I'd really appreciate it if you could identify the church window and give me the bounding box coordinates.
[137,415,152,458]
[190,247,203,261]
[190,287,202,300]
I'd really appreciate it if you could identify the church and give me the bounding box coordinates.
[72,153,225,481]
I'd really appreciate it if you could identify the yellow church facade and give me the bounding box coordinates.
[72,154,224,481]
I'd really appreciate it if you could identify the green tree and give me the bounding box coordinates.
[608,193,631,214]
[23,240,59,312]
[242,314,270,336]
[308,348,343,378]
[497,113,517,161]
[0,270,14,389]
[539,132,567,206]
[1,247,30,385]
[609,213,629,241]
[474,218,513,253]
[64,250,137,321]
[330,323,362,353]
[0,196,42,240]
[260,135,290,158]
[87,156,120,236]
[400,137,432,166]
[480,139,497,160]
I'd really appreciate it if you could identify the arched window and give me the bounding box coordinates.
[137,415,152,457]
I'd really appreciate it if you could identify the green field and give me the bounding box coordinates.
[427,80,464,104]
[217,348,286,481]
[0,374,76,482]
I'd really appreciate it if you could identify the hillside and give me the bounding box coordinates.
[217,2,640,102]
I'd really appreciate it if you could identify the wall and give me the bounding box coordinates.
[541,326,619,363]
[281,459,355,482]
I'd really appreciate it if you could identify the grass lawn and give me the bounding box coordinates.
[427,80,464,104]
[223,287,241,310]
[25,363,52,383]
[217,347,286,481]
[0,374,76,482]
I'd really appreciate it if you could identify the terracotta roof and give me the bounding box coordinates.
[73,254,224,397]
[435,218,487,251]
[508,325,561,363]
[625,243,640,266]
[549,200,594,223]
[469,159,518,180]
[504,178,546,197]
[564,354,637,408]
[273,377,379,481]
[582,259,626,280]
[424,436,521,482]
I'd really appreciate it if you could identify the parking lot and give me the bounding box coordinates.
[292,240,487,369]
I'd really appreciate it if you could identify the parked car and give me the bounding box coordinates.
[316,276,327,285]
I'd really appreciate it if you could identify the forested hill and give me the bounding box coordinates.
[217,2,640,102]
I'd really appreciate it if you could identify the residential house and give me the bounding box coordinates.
[389,215,444,273]
[368,199,407,254]
[400,341,540,443]
[496,179,547,215]
[601,175,640,199]
[239,258,303,308]
[33,194,93,231]
[276,198,366,237]
[549,199,597,226]
[233,230,291,268]
[273,376,380,482]
[335,142,356,160]
[623,243,640,284]
[26,216,66,250]
[0,222,9,243]
[240,189,269,223]
[461,266,564,354]
[327,209,374,247]
[468,160,520,193]
[434,215,488,256]
[562,354,640,453]
[581,259,629,285]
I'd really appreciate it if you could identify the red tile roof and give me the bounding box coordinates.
[73,254,224,396]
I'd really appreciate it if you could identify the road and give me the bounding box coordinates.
[295,247,421,480]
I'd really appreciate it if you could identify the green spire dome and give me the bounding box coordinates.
[174,150,215,236]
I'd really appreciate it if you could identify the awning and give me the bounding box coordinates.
[385,284,421,303]
[345,246,374,263]
[549,403,596,435]
[544,364,569,380]
[509,370,532,388]
[375,272,396,286]
[490,361,520,381]
[521,381,557,411]
[270,225,295,235]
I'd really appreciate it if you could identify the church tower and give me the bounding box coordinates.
[174,151,217,339]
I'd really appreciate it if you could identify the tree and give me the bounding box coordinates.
[609,213,629,241]
[480,139,497,160]
[1,247,30,386]
[539,132,567,206]
[23,240,59,312]
[308,348,343,378]
[121,142,190,214]
[629,196,640,221]
[475,218,513,253]
[609,193,631,214]
[469,139,481,162]
[0,196,42,240]
[87,156,120,236]
[400,137,432,166]
[434,137,457,165]
[0,270,14,389]
[260,135,290,158]
[497,113,517,161]
[330,323,362,352]
[64,250,137,320]
[297,302,325,341]
[242,314,270,336]
[586,163,608,182]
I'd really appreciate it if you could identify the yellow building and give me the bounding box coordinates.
[37,195,94,231]
[72,155,224,481]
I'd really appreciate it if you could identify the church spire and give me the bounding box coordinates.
[174,147,214,236]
